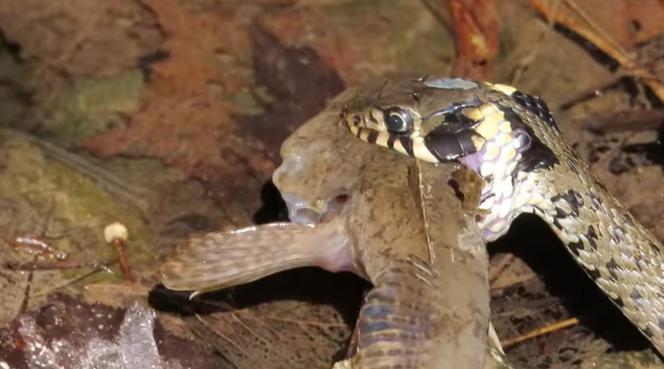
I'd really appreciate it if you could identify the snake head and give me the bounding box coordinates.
[341,76,559,178]
[339,77,495,164]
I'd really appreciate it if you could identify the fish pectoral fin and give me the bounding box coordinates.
[160,222,351,293]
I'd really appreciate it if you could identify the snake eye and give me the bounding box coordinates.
[383,107,413,134]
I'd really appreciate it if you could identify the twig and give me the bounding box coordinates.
[530,0,664,102]
[4,129,152,213]
[580,109,664,133]
[502,317,579,348]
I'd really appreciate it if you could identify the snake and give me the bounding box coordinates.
[340,75,664,354]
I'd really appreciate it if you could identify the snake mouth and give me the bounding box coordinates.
[281,193,349,225]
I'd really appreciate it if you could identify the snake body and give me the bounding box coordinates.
[341,76,664,353]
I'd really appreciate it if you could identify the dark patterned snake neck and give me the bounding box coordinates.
[341,75,664,354]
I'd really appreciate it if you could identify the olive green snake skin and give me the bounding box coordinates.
[342,76,664,354]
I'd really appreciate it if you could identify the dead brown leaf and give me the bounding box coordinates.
[0,0,162,77]
[445,0,499,79]
[82,0,271,197]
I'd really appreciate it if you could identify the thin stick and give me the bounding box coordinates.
[502,317,580,348]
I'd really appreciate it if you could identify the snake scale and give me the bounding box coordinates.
[341,75,664,354]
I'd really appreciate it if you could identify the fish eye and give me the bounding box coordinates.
[383,107,413,134]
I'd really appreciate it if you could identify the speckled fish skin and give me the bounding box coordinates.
[338,161,490,369]
[342,75,664,354]
[161,83,504,369]
[275,90,492,368]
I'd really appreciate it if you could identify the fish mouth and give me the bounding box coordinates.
[280,193,349,225]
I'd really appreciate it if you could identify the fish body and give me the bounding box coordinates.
[162,83,496,369]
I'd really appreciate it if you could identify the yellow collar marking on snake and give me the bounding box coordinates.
[341,75,664,354]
